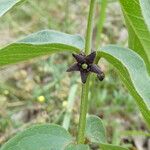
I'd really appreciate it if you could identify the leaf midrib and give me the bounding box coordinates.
[122,9,148,54]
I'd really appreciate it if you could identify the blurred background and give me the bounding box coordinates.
[0,0,149,149]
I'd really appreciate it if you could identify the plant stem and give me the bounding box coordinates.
[85,0,96,55]
[90,0,108,108]
[96,0,108,49]
[64,0,70,33]
[77,0,96,144]
[77,80,90,144]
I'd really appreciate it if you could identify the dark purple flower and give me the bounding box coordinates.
[67,51,105,83]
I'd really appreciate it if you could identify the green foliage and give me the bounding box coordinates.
[122,130,150,137]
[65,144,90,150]
[1,124,90,150]
[85,115,128,149]
[0,0,26,17]
[119,0,150,72]
[0,30,84,67]
[98,45,150,127]
[139,0,150,31]
[1,124,74,150]
[101,143,128,150]
[85,115,106,144]
[62,84,78,130]
[96,0,108,48]
[1,0,150,149]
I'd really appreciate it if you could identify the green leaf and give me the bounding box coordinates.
[85,115,106,144]
[101,143,128,150]
[119,0,150,72]
[139,0,150,31]
[0,30,84,67]
[121,130,150,137]
[1,124,74,150]
[97,45,150,127]
[65,144,90,150]
[0,0,25,17]
[62,84,78,130]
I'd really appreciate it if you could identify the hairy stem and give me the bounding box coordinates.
[77,0,96,144]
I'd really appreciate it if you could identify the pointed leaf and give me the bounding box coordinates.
[85,115,106,144]
[139,0,150,31]
[0,30,84,67]
[1,124,74,150]
[98,45,150,127]
[119,0,150,72]
[0,0,25,17]
[101,143,128,150]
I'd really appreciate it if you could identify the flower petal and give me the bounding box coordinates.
[80,72,89,83]
[66,63,79,72]
[86,51,96,64]
[72,53,85,63]
[90,64,102,74]
[97,73,105,81]
[90,64,105,81]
